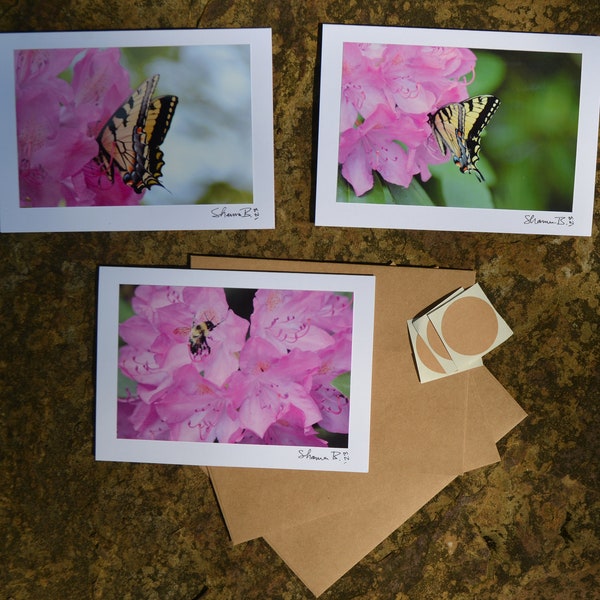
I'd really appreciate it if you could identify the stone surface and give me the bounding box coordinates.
[1,1,599,598]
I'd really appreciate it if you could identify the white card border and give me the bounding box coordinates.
[315,24,600,236]
[0,28,274,232]
[95,266,375,472]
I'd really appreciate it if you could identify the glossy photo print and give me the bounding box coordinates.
[315,25,600,236]
[0,29,274,231]
[95,267,376,472]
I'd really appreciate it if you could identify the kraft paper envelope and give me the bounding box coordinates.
[264,367,526,596]
[189,256,526,595]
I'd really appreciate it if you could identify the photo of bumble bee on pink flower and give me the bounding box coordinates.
[117,283,355,448]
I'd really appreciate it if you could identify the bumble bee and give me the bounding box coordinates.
[188,320,216,356]
[174,314,224,358]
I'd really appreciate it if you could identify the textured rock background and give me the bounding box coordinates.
[1,1,599,598]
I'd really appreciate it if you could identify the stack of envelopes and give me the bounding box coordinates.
[190,255,527,596]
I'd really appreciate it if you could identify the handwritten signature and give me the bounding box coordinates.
[211,206,260,220]
[524,214,574,227]
[297,448,350,464]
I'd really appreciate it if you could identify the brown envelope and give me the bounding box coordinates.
[263,368,526,596]
[189,255,526,596]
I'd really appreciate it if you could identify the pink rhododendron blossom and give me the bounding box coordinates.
[119,285,248,398]
[339,43,477,195]
[118,393,170,440]
[340,43,389,132]
[153,365,243,443]
[250,289,353,353]
[15,47,141,207]
[238,415,329,447]
[118,285,354,446]
[226,336,322,439]
[310,333,352,433]
[339,103,424,195]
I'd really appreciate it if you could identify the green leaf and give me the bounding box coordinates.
[337,170,386,204]
[337,170,435,206]
[118,370,137,399]
[385,177,436,206]
[119,295,135,323]
[331,372,351,399]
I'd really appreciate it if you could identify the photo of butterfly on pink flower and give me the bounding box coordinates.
[14,44,252,208]
[338,43,498,196]
[335,41,580,213]
[117,283,354,448]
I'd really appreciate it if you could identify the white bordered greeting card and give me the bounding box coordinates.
[0,28,274,232]
[315,24,600,236]
[95,266,376,472]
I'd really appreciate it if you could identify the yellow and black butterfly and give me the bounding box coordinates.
[428,95,500,182]
[96,74,178,193]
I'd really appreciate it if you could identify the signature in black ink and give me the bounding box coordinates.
[210,206,260,220]
[297,448,350,464]
[524,214,574,227]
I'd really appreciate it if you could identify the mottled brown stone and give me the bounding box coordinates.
[1,1,599,598]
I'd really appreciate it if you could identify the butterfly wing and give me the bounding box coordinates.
[125,94,179,193]
[429,102,463,158]
[96,75,158,184]
[96,75,178,193]
[460,95,500,176]
[145,95,179,148]
[428,95,500,182]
